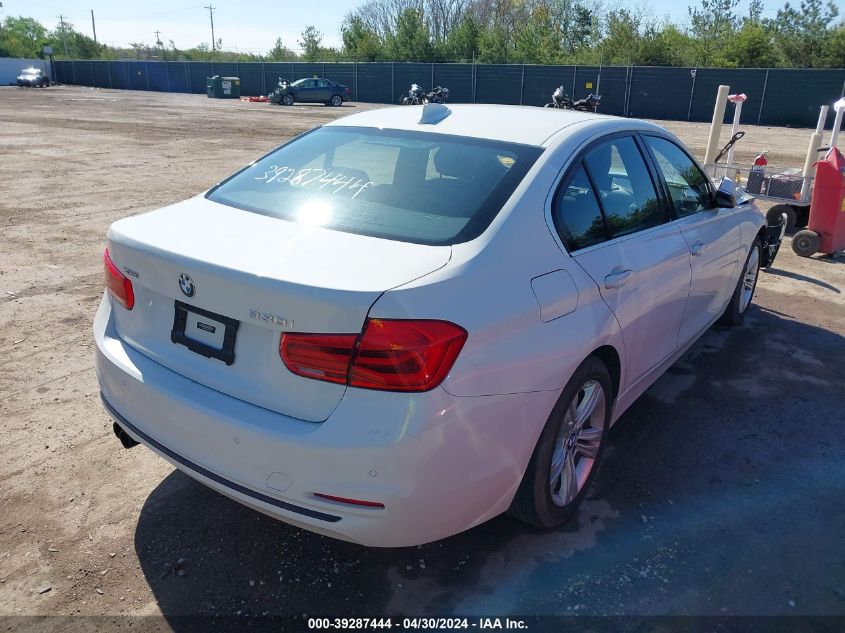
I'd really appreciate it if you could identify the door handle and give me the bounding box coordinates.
[604,269,633,289]
[690,241,706,256]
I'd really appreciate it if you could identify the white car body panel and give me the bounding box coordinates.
[323,103,603,147]
[571,223,692,390]
[675,210,741,343]
[95,296,560,546]
[95,104,768,545]
[106,197,450,422]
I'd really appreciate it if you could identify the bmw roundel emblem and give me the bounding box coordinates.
[178,273,195,297]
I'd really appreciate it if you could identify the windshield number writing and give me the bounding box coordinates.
[255,165,373,199]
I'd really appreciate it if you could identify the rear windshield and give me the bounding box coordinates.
[206,126,542,245]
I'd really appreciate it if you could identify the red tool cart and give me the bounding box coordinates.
[792,148,845,257]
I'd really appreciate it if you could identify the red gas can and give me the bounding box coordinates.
[793,148,845,257]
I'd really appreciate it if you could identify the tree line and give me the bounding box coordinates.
[2,0,843,68]
[338,0,844,67]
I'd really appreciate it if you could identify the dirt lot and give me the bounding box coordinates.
[1,86,843,626]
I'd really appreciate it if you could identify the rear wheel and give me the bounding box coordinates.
[720,237,761,326]
[509,356,611,528]
[791,230,820,258]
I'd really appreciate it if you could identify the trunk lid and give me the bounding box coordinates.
[106,196,451,422]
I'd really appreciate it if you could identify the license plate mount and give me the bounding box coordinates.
[171,301,239,366]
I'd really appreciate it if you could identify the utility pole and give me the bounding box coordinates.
[58,14,69,55]
[91,10,97,45]
[155,29,162,47]
[204,5,216,52]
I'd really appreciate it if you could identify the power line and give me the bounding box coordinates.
[204,5,216,51]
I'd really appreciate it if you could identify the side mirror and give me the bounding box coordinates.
[714,177,736,208]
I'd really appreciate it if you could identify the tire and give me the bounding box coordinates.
[766,204,797,234]
[719,237,762,326]
[509,356,612,528]
[281,94,295,106]
[791,229,820,258]
[330,94,343,107]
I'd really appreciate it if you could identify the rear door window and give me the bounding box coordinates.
[582,136,665,238]
[553,164,608,251]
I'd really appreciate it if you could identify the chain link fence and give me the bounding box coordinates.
[51,59,845,128]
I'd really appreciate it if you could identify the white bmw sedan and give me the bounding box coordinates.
[95,104,771,546]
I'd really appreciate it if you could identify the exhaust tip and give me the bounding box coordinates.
[113,421,140,449]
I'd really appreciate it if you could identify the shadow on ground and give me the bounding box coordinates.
[135,305,845,625]
[766,268,841,293]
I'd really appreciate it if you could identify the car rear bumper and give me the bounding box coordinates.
[94,295,559,546]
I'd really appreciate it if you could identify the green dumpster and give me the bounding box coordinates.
[206,75,241,99]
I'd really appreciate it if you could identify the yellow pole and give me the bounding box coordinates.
[703,85,730,170]
[803,133,822,178]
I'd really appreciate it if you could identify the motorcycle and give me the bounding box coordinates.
[572,93,601,112]
[544,85,574,109]
[400,84,450,105]
[425,85,449,104]
[400,83,426,105]
[268,78,291,105]
[544,85,601,112]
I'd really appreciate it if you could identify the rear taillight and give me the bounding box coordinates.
[350,319,467,391]
[280,319,467,392]
[103,248,134,310]
[279,333,357,385]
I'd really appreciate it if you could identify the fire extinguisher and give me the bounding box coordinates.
[747,152,767,194]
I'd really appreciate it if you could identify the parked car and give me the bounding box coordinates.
[96,104,780,547]
[17,67,50,87]
[268,77,351,106]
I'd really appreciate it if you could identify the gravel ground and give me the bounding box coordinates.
[1,86,843,626]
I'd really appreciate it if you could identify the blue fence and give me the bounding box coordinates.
[53,60,845,128]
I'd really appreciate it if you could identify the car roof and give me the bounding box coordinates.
[324,104,665,148]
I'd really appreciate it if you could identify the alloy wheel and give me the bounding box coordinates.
[739,245,760,313]
[549,380,606,507]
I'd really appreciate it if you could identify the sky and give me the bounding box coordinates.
[8,0,845,55]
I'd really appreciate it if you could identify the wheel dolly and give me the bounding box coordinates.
[792,98,845,258]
